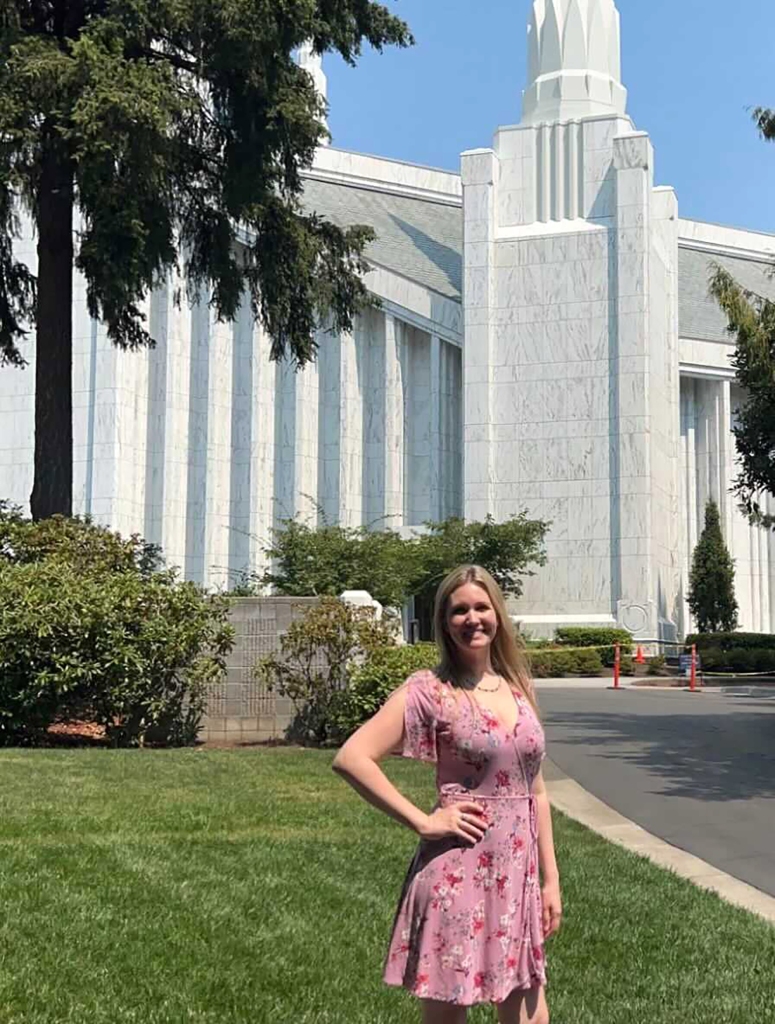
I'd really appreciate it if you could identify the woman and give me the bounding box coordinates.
[333,565,561,1024]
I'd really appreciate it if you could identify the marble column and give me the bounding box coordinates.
[383,314,404,523]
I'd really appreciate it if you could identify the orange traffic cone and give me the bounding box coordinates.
[635,645,646,665]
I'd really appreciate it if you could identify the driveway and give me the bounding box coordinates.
[537,685,775,897]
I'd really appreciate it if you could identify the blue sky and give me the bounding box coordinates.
[324,0,775,233]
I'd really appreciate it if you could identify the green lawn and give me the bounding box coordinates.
[0,749,772,1023]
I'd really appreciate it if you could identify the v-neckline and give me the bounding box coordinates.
[472,685,521,736]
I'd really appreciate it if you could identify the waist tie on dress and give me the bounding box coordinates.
[439,792,539,838]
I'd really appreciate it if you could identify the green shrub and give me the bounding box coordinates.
[752,649,775,673]
[686,632,775,652]
[0,557,233,747]
[528,649,574,678]
[646,655,667,676]
[570,649,604,675]
[256,597,396,746]
[698,647,723,671]
[331,643,438,740]
[619,653,634,676]
[554,627,632,666]
[726,648,755,673]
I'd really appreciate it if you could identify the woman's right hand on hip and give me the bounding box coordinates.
[419,802,487,844]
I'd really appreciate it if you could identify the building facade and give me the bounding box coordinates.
[2,0,774,637]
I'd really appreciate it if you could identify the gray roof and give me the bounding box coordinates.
[301,177,462,301]
[678,247,775,343]
[302,176,775,339]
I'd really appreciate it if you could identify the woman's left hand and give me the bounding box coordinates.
[541,878,562,938]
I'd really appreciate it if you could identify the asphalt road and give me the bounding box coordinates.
[538,685,775,897]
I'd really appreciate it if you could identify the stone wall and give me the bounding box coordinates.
[200,596,319,744]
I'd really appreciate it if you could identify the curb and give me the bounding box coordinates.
[544,759,775,926]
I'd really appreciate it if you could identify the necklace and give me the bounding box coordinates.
[474,676,502,693]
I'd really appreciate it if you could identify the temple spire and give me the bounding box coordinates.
[298,41,329,143]
[521,0,627,124]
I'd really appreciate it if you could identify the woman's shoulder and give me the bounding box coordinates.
[403,668,443,694]
[402,669,457,713]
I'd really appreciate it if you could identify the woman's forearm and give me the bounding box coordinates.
[333,751,431,836]
[535,791,559,882]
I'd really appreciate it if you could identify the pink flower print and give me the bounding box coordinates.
[495,769,510,790]
[474,971,486,989]
[471,901,486,937]
[482,710,499,731]
[532,946,544,963]
[507,955,519,969]
[430,880,454,912]
[478,851,494,870]
[496,874,509,896]
[445,870,465,893]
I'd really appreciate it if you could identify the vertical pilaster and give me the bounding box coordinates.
[429,334,442,522]
[612,132,655,633]
[461,148,498,524]
[144,275,190,571]
[295,355,321,516]
[203,313,233,588]
[383,314,404,524]
[228,294,254,582]
[716,380,733,541]
[338,329,363,527]
[249,325,277,578]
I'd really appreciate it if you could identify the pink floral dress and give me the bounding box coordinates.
[383,670,547,1006]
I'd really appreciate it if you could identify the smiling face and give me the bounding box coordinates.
[445,582,499,657]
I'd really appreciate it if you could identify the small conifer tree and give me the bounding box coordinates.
[687,500,739,634]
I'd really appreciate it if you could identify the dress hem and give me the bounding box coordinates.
[383,972,547,1008]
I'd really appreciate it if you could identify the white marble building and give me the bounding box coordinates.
[2,0,775,637]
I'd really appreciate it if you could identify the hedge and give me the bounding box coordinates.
[686,632,775,652]
[698,646,775,673]
[554,627,633,667]
[527,647,605,678]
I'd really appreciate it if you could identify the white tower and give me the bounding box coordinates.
[461,0,681,639]
[522,0,627,124]
[298,40,329,143]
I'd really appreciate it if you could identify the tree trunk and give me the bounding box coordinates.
[30,140,74,520]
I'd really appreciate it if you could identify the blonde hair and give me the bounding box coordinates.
[433,564,538,715]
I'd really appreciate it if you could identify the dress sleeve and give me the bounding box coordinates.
[401,673,441,764]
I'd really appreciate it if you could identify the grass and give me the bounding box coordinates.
[0,749,772,1023]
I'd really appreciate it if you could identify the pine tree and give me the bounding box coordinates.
[687,500,739,634]
[0,1,412,519]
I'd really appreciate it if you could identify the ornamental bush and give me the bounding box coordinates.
[646,655,668,676]
[571,648,605,676]
[0,510,233,746]
[331,643,438,740]
[256,597,397,746]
